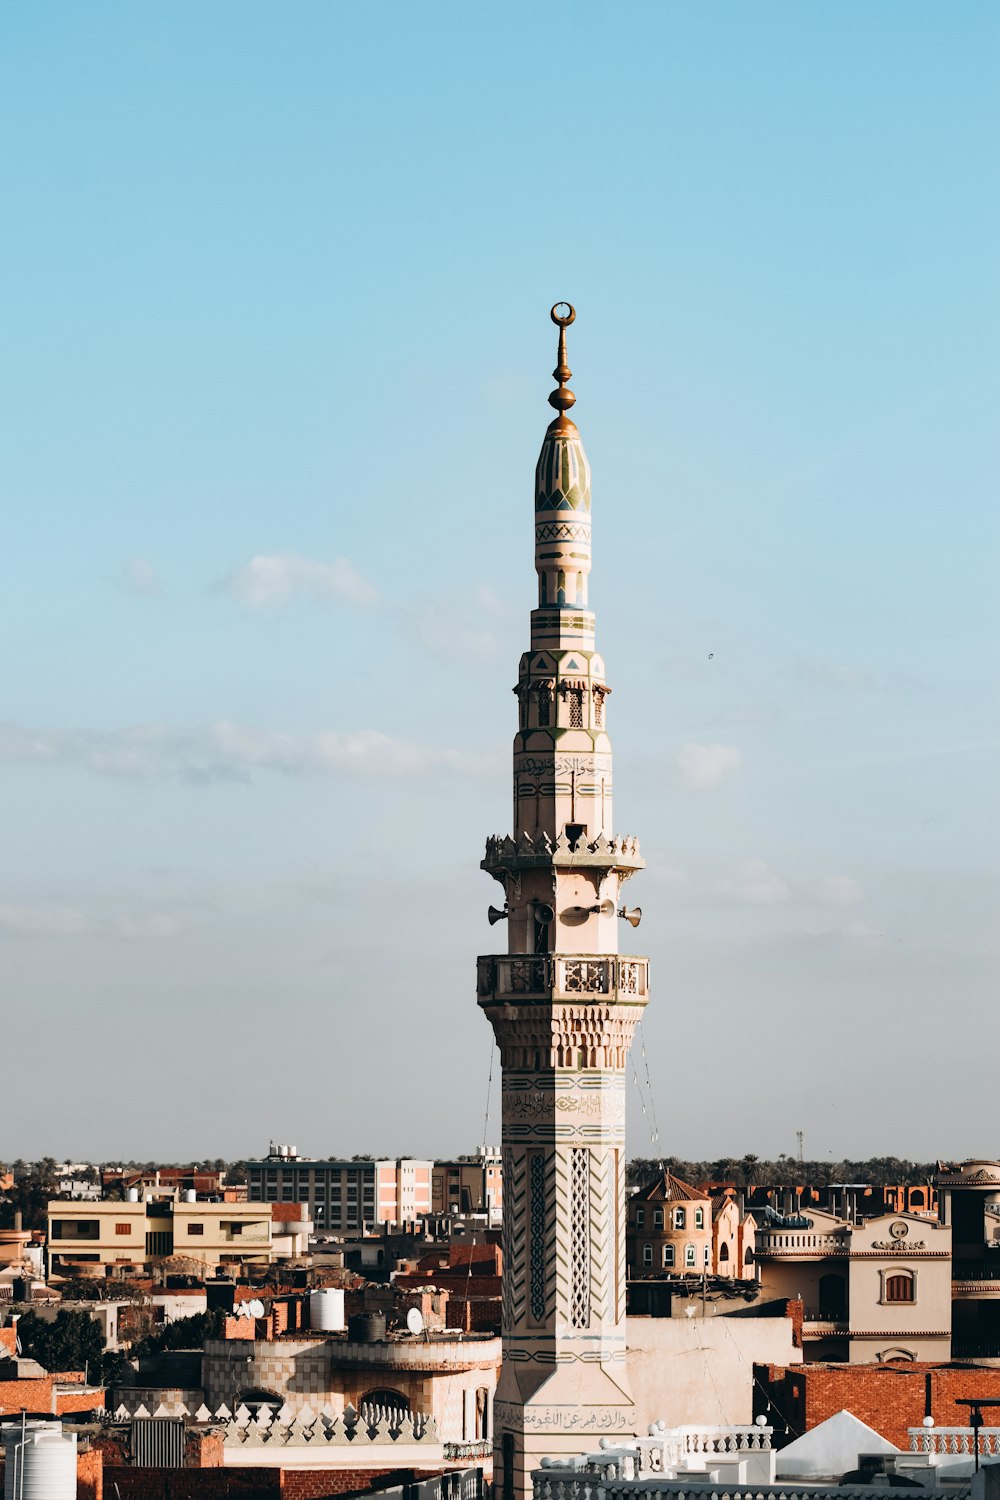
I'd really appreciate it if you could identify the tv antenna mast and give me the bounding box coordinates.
[796,1131,804,1165]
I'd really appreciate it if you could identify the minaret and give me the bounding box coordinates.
[478,304,649,1499]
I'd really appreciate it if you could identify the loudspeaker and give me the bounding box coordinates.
[487,905,508,925]
[619,906,642,928]
[534,903,555,924]
[589,899,615,916]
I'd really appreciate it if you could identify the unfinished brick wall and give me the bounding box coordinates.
[754,1362,1000,1449]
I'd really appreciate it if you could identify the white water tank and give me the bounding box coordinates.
[184,1189,197,1203]
[309,1287,346,1331]
[2,1422,76,1500]
[127,1187,140,1202]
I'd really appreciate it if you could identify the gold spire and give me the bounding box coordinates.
[547,302,577,432]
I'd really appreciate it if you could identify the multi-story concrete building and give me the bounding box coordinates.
[246,1147,432,1232]
[477,305,649,1498]
[755,1206,952,1362]
[431,1149,502,1222]
[936,1157,1000,1360]
[47,1196,273,1277]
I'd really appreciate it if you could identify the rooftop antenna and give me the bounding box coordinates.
[796,1131,804,1165]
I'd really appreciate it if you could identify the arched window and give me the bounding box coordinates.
[704,1244,710,1265]
[885,1273,914,1304]
[694,1208,704,1229]
[642,1243,652,1266]
[684,1244,696,1268]
[662,1244,675,1268]
[360,1389,411,1421]
[719,1242,730,1262]
[673,1207,686,1230]
[476,1386,490,1439]
[653,1208,664,1228]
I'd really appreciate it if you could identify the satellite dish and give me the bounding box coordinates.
[406,1307,425,1336]
[246,1299,265,1319]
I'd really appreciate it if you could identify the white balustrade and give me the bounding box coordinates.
[908,1425,1000,1458]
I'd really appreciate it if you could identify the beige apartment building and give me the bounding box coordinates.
[755,1207,951,1362]
[47,1197,272,1277]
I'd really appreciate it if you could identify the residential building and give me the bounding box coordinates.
[476,305,650,1497]
[47,1197,273,1277]
[755,1207,951,1362]
[431,1149,502,1223]
[936,1157,1000,1360]
[246,1147,432,1232]
[627,1174,757,1280]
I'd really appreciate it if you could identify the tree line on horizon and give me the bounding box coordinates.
[625,1154,939,1190]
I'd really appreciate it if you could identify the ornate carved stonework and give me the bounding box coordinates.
[478,307,648,1499]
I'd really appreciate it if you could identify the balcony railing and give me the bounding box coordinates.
[952,1339,1000,1359]
[755,1233,849,1256]
[477,954,649,1004]
[909,1426,1000,1457]
[801,1307,848,1328]
[953,1259,1000,1281]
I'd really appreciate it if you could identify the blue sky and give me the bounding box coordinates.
[1,2,997,1162]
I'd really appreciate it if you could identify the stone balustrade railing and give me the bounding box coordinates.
[110,1399,439,1448]
[477,955,649,1003]
[534,1424,774,1486]
[908,1426,1000,1457]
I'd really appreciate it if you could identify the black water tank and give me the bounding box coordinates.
[348,1312,387,1342]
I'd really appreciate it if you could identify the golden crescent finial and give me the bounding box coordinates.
[548,301,577,415]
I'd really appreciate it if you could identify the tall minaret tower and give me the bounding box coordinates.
[479,304,649,1499]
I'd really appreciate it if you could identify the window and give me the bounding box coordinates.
[569,689,583,728]
[115,1223,131,1236]
[662,1244,675,1268]
[642,1243,653,1266]
[694,1208,704,1229]
[188,1223,205,1236]
[653,1208,664,1228]
[719,1242,730,1262]
[673,1207,686,1230]
[298,1184,311,1201]
[885,1273,914,1304]
[704,1245,710,1265]
[593,691,604,728]
[537,687,550,727]
[635,1208,644,1229]
[684,1244,696,1268]
[281,1185,294,1201]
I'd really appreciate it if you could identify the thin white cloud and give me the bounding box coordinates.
[403,584,508,666]
[222,553,378,609]
[816,874,865,907]
[715,859,790,905]
[676,741,742,790]
[0,719,500,784]
[0,904,87,936]
[123,557,164,596]
[115,913,181,938]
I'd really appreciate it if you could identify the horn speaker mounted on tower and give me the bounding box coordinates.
[618,906,642,928]
[487,905,508,925]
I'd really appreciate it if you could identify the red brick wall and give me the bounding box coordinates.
[755,1362,1000,1449]
[279,1469,413,1498]
[104,1467,280,1499]
[77,1446,104,1500]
